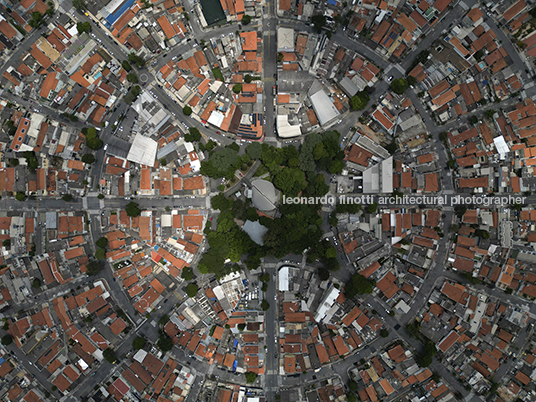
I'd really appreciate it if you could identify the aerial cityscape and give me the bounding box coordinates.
[0,0,535,400]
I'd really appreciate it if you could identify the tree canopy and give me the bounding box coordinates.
[311,14,326,32]
[126,73,138,83]
[86,260,104,275]
[242,14,252,24]
[157,334,173,352]
[73,0,87,10]
[125,202,142,217]
[122,60,132,71]
[198,205,259,277]
[95,248,106,260]
[350,91,370,110]
[261,299,270,311]
[185,127,201,142]
[85,127,103,150]
[128,53,145,68]
[232,84,242,94]
[246,142,262,159]
[211,193,232,211]
[132,336,146,350]
[183,105,192,116]
[200,147,239,178]
[81,154,95,164]
[103,348,118,363]
[181,266,194,281]
[1,334,13,345]
[29,11,44,28]
[345,274,375,299]
[185,283,199,298]
[245,372,258,383]
[77,21,91,34]
[23,151,39,172]
[96,237,108,249]
[299,131,343,175]
[390,78,409,94]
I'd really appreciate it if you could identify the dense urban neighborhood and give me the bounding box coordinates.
[0,0,536,400]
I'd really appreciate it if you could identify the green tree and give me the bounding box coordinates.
[350,91,370,110]
[73,0,87,10]
[132,336,146,350]
[125,201,142,217]
[348,380,358,392]
[1,334,13,346]
[128,53,145,68]
[158,314,170,326]
[311,14,326,32]
[318,268,330,281]
[367,202,378,214]
[85,127,103,150]
[325,247,337,259]
[232,84,242,94]
[347,394,357,402]
[391,78,409,94]
[183,105,192,116]
[345,274,374,299]
[86,260,104,275]
[261,299,270,311]
[2,239,10,248]
[126,73,138,83]
[242,14,252,24]
[237,323,246,331]
[9,159,18,166]
[96,237,108,248]
[484,109,496,120]
[77,21,91,35]
[380,328,389,338]
[246,142,262,159]
[245,371,258,383]
[185,127,202,142]
[32,278,41,288]
[181,266,194,281]
[469,115,479,125]
[406,75,417,86]
[29,12,44,28]
[62,194,73,201]
[81,154,96,164]
[200,148,239,178]
[274,168,306,197]
[156,334,173,352]
[122,60,132,72]
[23,151,39,172]
[329,159,344,174]
[103,348,118,363]
[185,283,199,298]
[244,74,253,83]
[97,194,105,199]
[95,248,106,260]
[15,192,26,202]
[211,193,232,211]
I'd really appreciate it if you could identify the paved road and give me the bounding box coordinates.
[262,0,277,141]
[263,263,279,401]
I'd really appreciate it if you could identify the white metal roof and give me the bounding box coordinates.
[127,133,158,167]
[309,90,339,126]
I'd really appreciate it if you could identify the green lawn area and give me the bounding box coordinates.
[212,68,224,81]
